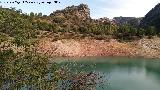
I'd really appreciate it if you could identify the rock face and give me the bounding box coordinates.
[141,3,160,31]
[50,4,90,21]
[50,4,116,25]
[113,17,142,26]
[137,38,160,58]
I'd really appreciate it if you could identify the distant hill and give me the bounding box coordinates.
[141,3,160,32]
[113,17,142,26]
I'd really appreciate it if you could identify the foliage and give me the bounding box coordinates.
[0,49,57,89]
[0,49,104,90]
[0,33,9,43]
[0,36,104,90]
[0,6,158,41]
[146,26,157,36]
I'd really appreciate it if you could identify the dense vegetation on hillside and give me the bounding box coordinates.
[0,4,159,44]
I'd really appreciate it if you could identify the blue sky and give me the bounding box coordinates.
[0,0,159,19]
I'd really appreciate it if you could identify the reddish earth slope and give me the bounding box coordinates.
[36,38,138,57]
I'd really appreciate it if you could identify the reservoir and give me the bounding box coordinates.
[55,57,160,90]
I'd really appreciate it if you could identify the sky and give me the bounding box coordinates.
[0,0,159,19]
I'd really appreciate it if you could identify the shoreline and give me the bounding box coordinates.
[36,38,160,59]
[49,56,160,64]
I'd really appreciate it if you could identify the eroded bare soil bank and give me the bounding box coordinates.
[36,38,160,58]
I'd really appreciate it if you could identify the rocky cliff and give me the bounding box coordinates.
[113,17,142,26]
[50,4,115,25]
[50,4,90,21]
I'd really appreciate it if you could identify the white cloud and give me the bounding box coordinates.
[90,0,159,19]
[0,0,159,19]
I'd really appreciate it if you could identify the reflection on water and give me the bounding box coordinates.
[56,57,160,90]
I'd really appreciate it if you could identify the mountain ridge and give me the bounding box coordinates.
[141,3,160,32]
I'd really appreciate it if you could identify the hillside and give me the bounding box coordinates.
[141,3,160,33]
[0,4,156,41]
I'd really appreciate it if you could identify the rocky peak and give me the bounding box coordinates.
[50,4,90,21]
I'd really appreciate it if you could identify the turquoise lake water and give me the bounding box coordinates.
[54,57,160,90]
